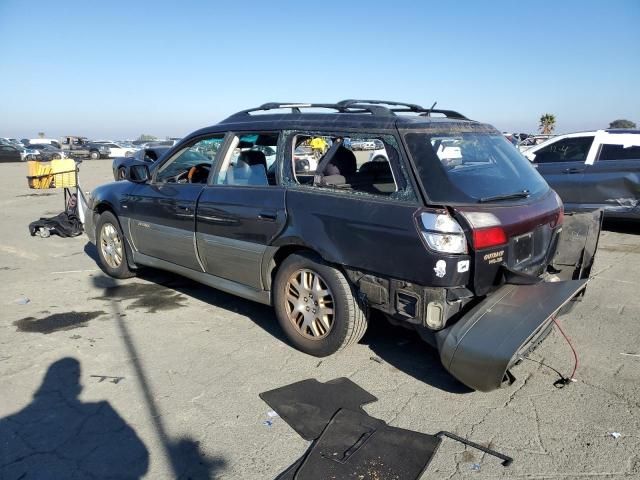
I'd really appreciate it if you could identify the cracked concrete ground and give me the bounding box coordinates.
[1,161,639,479]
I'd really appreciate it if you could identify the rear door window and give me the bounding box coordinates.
[287,132,416,202]
[532,136,594,163]
[597,143,640,161]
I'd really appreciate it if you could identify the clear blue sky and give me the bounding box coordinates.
[1,0,638,140]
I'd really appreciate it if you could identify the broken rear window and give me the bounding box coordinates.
[405,130,549,204]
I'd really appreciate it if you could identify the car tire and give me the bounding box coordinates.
[89,150,100,160]
[95,211,135,279]
[274,253,368,357]
[52,153,61,160]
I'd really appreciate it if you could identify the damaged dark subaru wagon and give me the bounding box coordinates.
[82,100,602,391]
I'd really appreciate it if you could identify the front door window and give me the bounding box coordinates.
[155,136,225,184]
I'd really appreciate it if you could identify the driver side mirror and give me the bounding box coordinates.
[127,164,150,183]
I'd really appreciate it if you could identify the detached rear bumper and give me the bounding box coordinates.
[435,279,587,391]
[434,209,602,392]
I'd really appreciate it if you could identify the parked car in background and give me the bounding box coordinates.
[21,145,41,161]
[292,145,317,173]
[350,139,377,150]
[523,129,640,220]
[142,139,180,148]
[84,143,110,159]
[93,142,135,158]
[0,137,23,147]
[82,99,601,392]
[26,138,62,149]
[112,146,171,180]
[518,134,555,152]
[30,143,68,161]
[0,143,23,162]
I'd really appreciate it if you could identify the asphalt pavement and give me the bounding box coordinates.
[1,160,639,479]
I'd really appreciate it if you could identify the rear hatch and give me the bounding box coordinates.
[403,124,561,295]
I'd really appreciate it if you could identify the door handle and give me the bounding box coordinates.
[258,212,277,221]
[563,167,581,174]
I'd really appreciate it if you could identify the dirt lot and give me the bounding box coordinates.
[1,160,639,479]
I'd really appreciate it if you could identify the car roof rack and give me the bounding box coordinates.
[224,102,386,121]
[338,99,469,120]
[223,100,469,121]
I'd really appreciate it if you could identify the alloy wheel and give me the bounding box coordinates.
[100,222,123,268]
[284,269,335,339]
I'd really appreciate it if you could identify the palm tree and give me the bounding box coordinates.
[539,114,556,134]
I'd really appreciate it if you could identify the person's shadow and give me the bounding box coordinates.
[0,357,149,479]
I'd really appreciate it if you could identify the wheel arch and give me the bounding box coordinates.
[93,202,137,270]
[263,243,333,295]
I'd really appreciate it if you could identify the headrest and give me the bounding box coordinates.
[239,150,267,169]
[324,146,357,176]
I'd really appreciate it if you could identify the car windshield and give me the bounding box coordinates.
[405,129,548,203]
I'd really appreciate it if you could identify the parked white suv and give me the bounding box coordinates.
[523,129,640,219]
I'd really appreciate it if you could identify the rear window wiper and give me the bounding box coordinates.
[478,190,530,203]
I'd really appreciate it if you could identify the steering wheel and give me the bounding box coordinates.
[175,163,211,183]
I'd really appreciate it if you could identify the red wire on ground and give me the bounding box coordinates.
[552,315,579,380]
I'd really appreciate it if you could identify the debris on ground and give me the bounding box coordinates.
[471,463,481,472]
[14,296,30,305]
[609,432,621,439]
[620,352,640,358]
[89,375,125,384]
[261,378,512,479]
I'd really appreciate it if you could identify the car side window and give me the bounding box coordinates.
[533,136,594,163]
[155,135,224,184]
[214,132,279,186]
[597,144,640,161]
[287,132,417,202]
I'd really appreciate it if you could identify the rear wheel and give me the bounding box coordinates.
[89,150,100,160]
[96,211,134,279]
[274,253,368,357]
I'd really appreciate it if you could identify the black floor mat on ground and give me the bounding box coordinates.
[277,409,441,480]
[259,377,377,441]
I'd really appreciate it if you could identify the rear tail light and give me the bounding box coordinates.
[552,191,564,228]
[472,226,507,249]
[460,211,508,250]
[419,212,468,254]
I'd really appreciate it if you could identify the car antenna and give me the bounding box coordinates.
[425,101,437,117]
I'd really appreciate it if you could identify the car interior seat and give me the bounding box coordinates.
[226,150,268,185]
[356,161,395,194]
[321,146,357,186]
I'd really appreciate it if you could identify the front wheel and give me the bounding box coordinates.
[274,253,368,357]
[89,150,100,160]
[95,211,135,279]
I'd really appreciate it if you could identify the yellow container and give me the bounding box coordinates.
[27,160,54,189]
[52,158,77,188]
[26,159,76,189]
